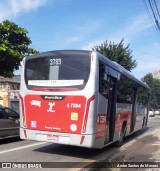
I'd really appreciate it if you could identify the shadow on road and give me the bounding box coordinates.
[33,126,152,160]
[0,136,21,145]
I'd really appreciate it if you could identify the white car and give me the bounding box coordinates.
[154,110,160,115]
[149,110,155,117]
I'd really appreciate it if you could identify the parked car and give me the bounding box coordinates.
[149,110,155,117]
[0,106,19,139]
[154,109,160,115]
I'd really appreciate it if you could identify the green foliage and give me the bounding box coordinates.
[94,39,137,71]
[141,73,160,109]
[0,20,38,77]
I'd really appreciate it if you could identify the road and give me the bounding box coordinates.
[0,115,160,171]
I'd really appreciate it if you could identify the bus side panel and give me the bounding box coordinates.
[134,104,147,132]
[114,103,132,140]
[93,94,108,148]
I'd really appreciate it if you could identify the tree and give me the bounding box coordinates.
[93,39,137,71]
[141,73,160,109]
[0,20,38,77]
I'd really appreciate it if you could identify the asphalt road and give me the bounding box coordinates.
[0,115,160,171]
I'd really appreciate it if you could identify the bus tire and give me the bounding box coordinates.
[115,123,127,147]
[141,118,145,132]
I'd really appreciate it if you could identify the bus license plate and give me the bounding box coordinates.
[47,135,59,141]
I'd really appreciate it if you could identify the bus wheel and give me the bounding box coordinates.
[141,118,145,133]
[115,124,126,147]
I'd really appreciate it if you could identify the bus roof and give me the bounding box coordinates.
[26,50,91,59]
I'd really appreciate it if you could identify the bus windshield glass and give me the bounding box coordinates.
[25,52,91,90]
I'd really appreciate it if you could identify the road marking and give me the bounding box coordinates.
[68,159,96,171]
[68,159,121,171]
[152,143,160,146]
[111,169,120,171]
[0,142,47,155]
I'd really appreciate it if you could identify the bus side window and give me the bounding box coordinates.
[137,87,149,106]
[117,75,133,104]
[99,62,108,96]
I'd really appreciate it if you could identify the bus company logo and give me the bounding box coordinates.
[41,95,65,100]
[47,102,55,112]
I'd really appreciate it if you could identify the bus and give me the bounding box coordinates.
[19,50,150,148]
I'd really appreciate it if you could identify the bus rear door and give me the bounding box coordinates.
[104,74,117,144]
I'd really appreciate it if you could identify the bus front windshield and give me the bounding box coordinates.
[25,52,91,90]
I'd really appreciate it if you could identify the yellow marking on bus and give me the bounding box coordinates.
[83,120,86,129]
[71,112,78,121]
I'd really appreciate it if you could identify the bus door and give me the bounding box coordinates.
[104,74,117,144]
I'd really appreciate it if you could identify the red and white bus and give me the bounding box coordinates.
[19,50,150,148]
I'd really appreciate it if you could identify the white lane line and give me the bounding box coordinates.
[0,142,47,155]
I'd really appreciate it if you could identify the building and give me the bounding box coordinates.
[152,69,160,79]
[0,75,20,112]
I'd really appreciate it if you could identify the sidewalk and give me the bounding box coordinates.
[86,126,160,171]
[120,126,160,162]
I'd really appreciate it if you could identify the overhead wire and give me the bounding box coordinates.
[149,0,160,29]
[154,0,160,19]
[143,0,160,44]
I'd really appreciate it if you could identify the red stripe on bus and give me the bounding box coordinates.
[19,94,26,127]
[82,95,95,133]
[80,136,85,144]
[24,130,27,138]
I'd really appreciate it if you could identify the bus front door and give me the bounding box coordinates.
[104,75,117,144]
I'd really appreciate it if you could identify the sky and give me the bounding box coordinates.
[0,0,160,79]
